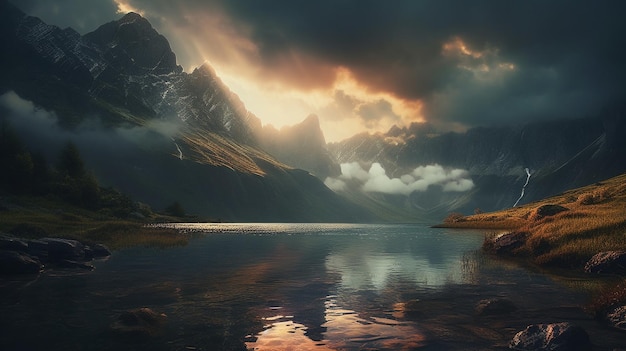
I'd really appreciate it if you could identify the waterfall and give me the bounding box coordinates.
[513,168,531,207]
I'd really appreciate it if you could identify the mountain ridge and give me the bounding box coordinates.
[326,110,626,218]
[0,3,372,222]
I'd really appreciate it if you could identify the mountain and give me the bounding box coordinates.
[257,114,340,179]
[0,3,371,222]
[327,111,626,219]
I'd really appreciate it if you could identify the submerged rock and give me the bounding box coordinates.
[475,298,517,316]
[584,251,626,275]
[509,322,591,351]
[111,307,167,337]
[0,250,43,275]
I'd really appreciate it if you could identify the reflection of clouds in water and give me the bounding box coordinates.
[325,250,472,292]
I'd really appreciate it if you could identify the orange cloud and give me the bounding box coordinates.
[113,1,425,142]
[114,0,143,15]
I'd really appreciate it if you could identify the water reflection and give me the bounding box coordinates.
[3,223,623,350]
[246,295,427,351]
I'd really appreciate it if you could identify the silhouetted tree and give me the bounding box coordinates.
[0,120,34,193]
[54,141,101,208]
[58,141,86,179]
[30,152,51,195]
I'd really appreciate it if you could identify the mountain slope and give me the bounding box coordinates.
[0,3,371,222]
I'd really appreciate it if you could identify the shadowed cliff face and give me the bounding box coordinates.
[0,3,372,222]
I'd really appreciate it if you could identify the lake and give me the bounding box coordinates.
[1,223,624,350]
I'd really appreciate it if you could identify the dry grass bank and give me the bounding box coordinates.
[437,173,626,268]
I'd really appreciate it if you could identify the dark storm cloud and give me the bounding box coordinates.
[10,0,626,128]
[211,0,626,125]
[9,0,119,32]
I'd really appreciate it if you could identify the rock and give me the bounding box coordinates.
[0,235,29,251]
[530,204,568,221]
[41,238,85,261]
[584,251,626,274]
[509,322,591,351]
[604,305,626,332]
[0,250,43,275]
[0,234,109,274]
[90,243,112,258]
[110,308,167,337]
[56,259,95,271]
[26,239,49,262]
[486,231,527,254]
[84,243,112,260]
[476,298,517,316]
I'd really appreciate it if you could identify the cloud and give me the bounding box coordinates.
[9,0,626,137]
[9,0,119,32]
[325,162,474,195]
[0,91,181,163]
[357,99,401,128]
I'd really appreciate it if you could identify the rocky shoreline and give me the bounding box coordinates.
[0,234,111,275]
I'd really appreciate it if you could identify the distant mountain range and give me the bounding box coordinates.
[2,2,625,222]
[325,112,626,219]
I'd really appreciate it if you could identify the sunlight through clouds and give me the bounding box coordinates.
[113,0,143,15]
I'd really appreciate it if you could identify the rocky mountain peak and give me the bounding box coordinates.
[297,114,326,145]
[119,12,145,25]
[257,114,340,178]
[84,12,181,75]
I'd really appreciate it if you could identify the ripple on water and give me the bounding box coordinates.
[246,296,427,351]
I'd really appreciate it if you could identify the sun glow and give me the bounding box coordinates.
[121,3,424,142]
[113,0,143,16]
[215,66,424,142]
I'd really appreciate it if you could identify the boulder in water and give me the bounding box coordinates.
[111,307,167,337]
[509,322,591,351]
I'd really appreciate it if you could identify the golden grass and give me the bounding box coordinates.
[438,173,626,268]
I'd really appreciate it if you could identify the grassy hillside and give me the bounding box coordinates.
[437,172,626,268]
[0,195,189,249]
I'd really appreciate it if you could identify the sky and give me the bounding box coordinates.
[11,0,626,142]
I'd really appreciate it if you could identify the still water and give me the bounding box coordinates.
[1,223,623,350]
